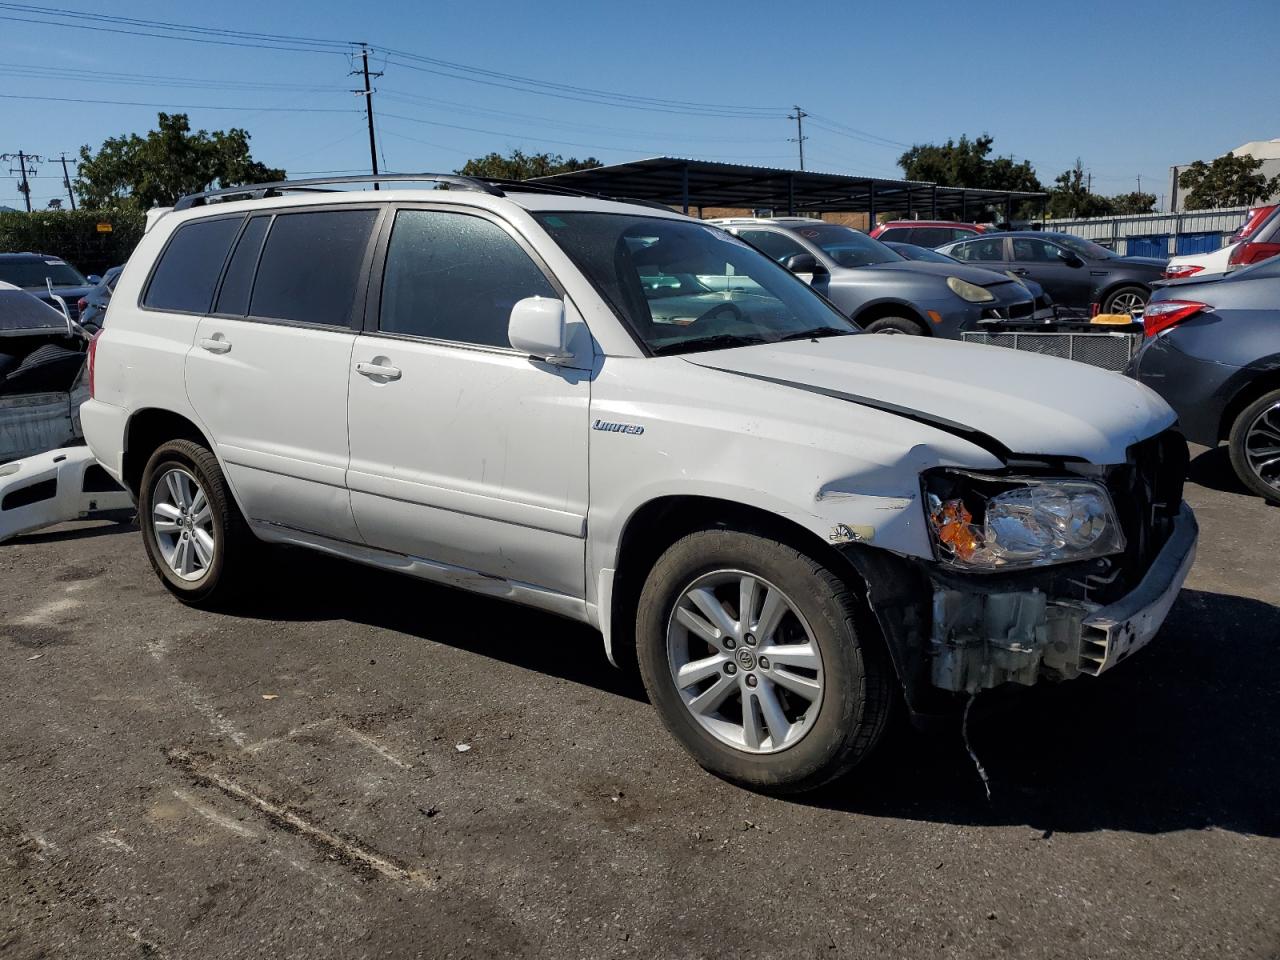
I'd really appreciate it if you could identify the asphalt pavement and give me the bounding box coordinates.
[2,444,1277,959]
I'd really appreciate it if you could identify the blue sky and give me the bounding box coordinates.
[2,0,1276,210]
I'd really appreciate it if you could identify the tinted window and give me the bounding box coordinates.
[0,258,88,288]
[954,238,1005,262]
[789,223,901,267]
[250,209,378,327]
[215,215,270,316]
[737,229,808,264]
[1011,238,1061,262]
[144,217,243,313]
[910,227,958,248]
[875,227,911,243]
[379,210,556,347]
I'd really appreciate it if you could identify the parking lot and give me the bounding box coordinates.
[1,442,1277,960]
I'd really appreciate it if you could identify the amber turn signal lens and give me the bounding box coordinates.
[930,498,980,561]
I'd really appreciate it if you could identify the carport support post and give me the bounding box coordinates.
[961,190,968,222]
[787,174,795,216]
[930,184,937,218]
[868,184,877,230]
[681,163,689,216]
[1005,197,1012,227]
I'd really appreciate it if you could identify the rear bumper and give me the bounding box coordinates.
[79,397,129,484]
[929,504,1198,693]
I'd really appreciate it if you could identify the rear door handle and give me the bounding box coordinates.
[356,360,402,381]
[199,336,231,354]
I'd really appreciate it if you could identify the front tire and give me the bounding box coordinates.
[862,315,926,335]
[1228,388,1280,505]
[636,529,893,794]
[138,439,256,605]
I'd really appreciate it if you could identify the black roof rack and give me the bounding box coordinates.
[173,172,504,210]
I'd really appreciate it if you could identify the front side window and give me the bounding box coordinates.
[379,210,557,348]
[249,209,378,327]
[534,212,856,356]
[786,223,901,268]
[143,216,243,313]
[1051,233,1113,260]
[736,229,808,264]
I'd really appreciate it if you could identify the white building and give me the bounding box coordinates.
[1168,137,1280,212]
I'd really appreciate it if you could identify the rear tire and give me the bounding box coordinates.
[138,439,257,606]
[1101,284,1149,316]
[636,528,893,794]
[1228,388,1280,505]
[862,315,926,336]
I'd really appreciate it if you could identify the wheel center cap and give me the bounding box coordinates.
[736,648,756,670]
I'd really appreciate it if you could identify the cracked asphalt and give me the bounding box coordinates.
[1,444,1278,959]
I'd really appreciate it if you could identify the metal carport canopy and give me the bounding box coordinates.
[531,156,1044,220]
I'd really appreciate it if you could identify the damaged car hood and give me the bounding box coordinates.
[684,334,1175,465]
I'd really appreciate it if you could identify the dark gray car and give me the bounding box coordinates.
[712,218,1038,337]
[1129,256,1280,503]
[938,231,1166,316]
[0,253,99,320]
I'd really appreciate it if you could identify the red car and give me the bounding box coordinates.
[869,220,991,247]
[1226,203,1280,269]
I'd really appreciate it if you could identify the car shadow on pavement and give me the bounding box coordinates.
[1187,444,1253,497]
[807,587,1280,838]
[226,545,648,703]
[226,549,1278,836]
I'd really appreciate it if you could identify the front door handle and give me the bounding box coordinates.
[199,336,231,354]
[1012,268,1030,276]
[356,360,402,381]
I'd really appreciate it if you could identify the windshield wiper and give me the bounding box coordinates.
[652,333,767,356]
[774,327,853,343]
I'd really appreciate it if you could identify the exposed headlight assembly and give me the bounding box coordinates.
[946,276,995,303]
[924,470,1125,571]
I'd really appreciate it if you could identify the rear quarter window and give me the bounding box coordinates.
[143,216,244,314]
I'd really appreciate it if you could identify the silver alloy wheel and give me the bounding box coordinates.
[151,467,215,582]
[1108,290,1146,317]
[666,570,824,754]
[1244,402,1280,492]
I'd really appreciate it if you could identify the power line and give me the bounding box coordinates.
[0,61,348,93]
[0,92,355,113]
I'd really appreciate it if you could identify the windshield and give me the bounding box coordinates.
[534,212,857,355]
[889,243,957,264]
[787,223,903,268]
[1050,234,1114,260]
[0,258,88,288]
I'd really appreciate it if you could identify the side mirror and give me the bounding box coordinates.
[87,274,102,285]
[1057,250,1084,268]
[783,253,824,274]
[509,296,572,364]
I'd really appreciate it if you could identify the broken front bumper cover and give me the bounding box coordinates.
[930,503,1198,693]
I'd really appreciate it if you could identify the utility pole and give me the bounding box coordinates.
[58,153,76,210]
[351,43,383,189]
[1,151,42,212]
[1136,174,1142,195]
[787,105,808,171]
[1086,171,1092,193]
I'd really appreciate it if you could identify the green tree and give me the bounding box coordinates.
[1047,160,1115,219]
[1109,191,1157,215]
[897,134,1042,193]
[455,149,601,180]
[76,113,284,209]
[1178,154,1280,210]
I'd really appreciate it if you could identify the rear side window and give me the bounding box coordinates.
[249,209,378,327]
[143,216,243,313]
[379,210,556,348]
[214,215,270,316]
[736,229,807,264]
[875,228,910,243]
[910,227,957,248]
[952,238,1005,262]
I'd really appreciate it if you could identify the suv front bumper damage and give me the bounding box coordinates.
[929,503,1198,693]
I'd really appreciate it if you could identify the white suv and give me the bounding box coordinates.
[83,175,1198,793]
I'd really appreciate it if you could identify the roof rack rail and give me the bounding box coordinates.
[173,173,504,210]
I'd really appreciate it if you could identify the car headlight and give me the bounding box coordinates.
[924,471,1125,570]
[946,276,995,303]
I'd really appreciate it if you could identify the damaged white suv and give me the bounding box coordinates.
[83,175,1197,793]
